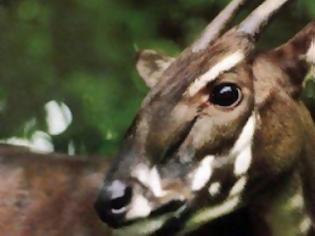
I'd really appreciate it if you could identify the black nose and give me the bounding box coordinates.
[94,180,132,228]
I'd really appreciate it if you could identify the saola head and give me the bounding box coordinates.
[95,0,315,234]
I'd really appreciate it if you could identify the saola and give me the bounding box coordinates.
[0,145,110,236]
[95,0,315,235]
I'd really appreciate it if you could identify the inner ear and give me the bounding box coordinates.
[136,49,175,88]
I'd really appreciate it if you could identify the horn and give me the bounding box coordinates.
[238,0,291,39]
[192,0,248,53]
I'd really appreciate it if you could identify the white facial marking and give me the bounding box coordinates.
[126,194,152,220]
[288,193,304,210]
[131,164,166,197]
[114,214,174,236]
[188,196,241,226]
[229,176,247,197]
[149,167,167,197]
[191,155,215,191]
[299,217,312,234]
[232,114,256,176]
[208,182,221,197]
[132,163,149,185]
[187,50,245,96]
[231,114,256,155]
[188,176,249,231]
[234,146,252,176]
[306,39,315,65]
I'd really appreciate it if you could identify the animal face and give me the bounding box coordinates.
[95,0,315,234]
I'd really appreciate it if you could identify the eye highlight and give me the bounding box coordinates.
[209,83,242,107]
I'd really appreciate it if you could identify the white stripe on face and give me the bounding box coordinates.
[229,176,247,197]
[232,113,256,176]
[191,155,215,191]
[306,39,315,65]
[187,50,245,97]
[234,145,252,176]
[131,164,167,197]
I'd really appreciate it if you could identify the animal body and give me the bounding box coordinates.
[0,145,111,236]
[95,0,315,235]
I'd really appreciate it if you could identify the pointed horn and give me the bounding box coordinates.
[192,0,248,53]
[238,0,290,39]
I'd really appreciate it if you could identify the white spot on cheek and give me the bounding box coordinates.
[208,182,221,197]
[131,164,166,197]
[126,194,152,220]
[232,114,256,176]
[191,155,215,191]
[187,51,245,96]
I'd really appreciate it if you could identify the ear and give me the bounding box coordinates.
[136,49,175,88]
[262,22,315,97]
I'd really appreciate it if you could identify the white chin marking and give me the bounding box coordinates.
[208,182,221,197]
[114,214,172,236]
[232,114,256,176]
[131,164,166,197]
[188,195,241,228]
[191,155,215,191]
[126,194,152,220]
[187,50,245,97]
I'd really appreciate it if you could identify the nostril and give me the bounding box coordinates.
[95,179,133,227]
[109,181,132,213]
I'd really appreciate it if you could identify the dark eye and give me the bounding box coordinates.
[210,83,242,107]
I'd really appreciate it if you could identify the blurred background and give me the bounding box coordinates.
[0,0,314,157]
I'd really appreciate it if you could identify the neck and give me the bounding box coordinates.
[250,169,312,236]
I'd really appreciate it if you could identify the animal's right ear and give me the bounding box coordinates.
[252,22,315,106]
[136,49,175,88]
[256,22,315,98]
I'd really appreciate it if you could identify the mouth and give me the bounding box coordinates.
[113,201,189,236]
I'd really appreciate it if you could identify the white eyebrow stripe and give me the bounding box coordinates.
[187,50,245,97]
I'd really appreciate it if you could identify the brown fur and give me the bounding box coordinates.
[0,145,111,236]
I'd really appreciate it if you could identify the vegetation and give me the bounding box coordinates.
[0,0,314,157]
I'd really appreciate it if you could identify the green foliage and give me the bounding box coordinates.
[0,0,314,156]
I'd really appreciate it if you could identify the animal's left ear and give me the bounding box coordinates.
[263,22,315,96]
[136,49,175,88]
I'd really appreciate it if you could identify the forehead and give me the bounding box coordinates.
[142,31,253,108]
